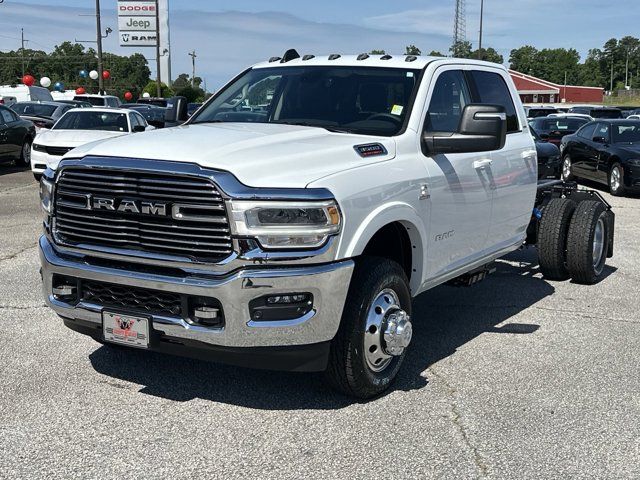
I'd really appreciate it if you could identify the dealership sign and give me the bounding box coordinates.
[118,1,158,47]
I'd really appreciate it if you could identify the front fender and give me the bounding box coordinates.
[339,201,428,294]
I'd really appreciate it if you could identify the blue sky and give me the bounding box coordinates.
[0,0,637,90]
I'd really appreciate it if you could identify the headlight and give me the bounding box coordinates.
[229,200,341,249]
[33,143,47,152]
[39,176,53,214]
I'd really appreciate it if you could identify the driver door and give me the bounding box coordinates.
[419,67,493,279]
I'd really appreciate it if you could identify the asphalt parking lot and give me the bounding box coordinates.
[0,167,638,479]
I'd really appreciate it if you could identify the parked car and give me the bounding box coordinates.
[187,102,202,117]
[526,106,559,119]
[529,116,590,147]
[72,94,121,108]
[31,107,151,180]
[0,104,36,168]
[55,100,93,109]
[627,114,640,120]
[10,101,74,131]
[567,106,623,119]
[547,112,594,121]
[0,84,53,103]
[121,103,166,128]
[532,129,561,179]
[561,119,640,195]
[38,53,615,398]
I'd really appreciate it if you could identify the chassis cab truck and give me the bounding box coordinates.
[39,51,614,398]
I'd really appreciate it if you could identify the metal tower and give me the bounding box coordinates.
[453,0,467,53]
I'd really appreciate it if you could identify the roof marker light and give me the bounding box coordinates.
[328,54,341,60]
[357,53,369,60]
[302,54,315,61]
[405,55,417,62]
[381,54,392,60]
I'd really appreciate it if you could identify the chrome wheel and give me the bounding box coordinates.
[22,142,31,166]
[592,217,606,273]
[610,166,621,193]
[363,289,412,373]
[562,156,572,180]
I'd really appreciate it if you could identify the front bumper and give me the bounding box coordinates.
[31,149,60,174]
[40,236,354,370]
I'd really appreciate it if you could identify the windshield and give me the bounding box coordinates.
[74,96,105,106]
[611,123,640,144]
[11,103,57,117]
[531,117,588,132]
[191,66,421,136]
[591,109,622,119]
[54,111,129,132]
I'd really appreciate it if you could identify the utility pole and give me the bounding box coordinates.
[155,0,162,98]
[189,50,197,87]
[477,0,484,59]
[95,0,105,95]
[21,28,26,77]
[610,59,614,93]
[625,49,629,88]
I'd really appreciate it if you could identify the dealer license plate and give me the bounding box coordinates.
[103,311,149,349]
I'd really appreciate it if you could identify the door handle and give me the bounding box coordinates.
[473,159,492,170]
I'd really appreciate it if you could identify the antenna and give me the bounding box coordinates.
[452,0,466,56]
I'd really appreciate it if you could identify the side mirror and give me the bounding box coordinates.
[164,96,189,126]
[132,125,146,133]
[592,136,607,144]
[422,104,507,155]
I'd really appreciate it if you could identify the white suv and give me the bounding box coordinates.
[38,52,614,398]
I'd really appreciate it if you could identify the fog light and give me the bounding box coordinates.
[53,285,76,297]
[52,275,78,303]
[266,294,310,305]
[249,293,314,322]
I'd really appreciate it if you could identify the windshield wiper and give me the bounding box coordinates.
[274,120,355,134]
[190,119,225,124]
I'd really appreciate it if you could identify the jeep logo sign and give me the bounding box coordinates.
[118,16,157,32]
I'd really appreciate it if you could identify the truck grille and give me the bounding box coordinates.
[81,280,183,317]
[53,167,233,262]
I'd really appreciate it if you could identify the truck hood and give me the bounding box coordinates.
[37,129,127,147]
[65,123,397,188]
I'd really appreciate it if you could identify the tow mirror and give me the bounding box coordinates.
[422,104,507,155]
[164,96,189,126]
[132,125,146,133]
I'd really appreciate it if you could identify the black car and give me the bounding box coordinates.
[121,103,166,128]
[10,101,74,130]
[526,106,559,119]
[532,129,561,179]
[0,105,36,168]
[561,119,640,196]
[529,116,590,148]
[137,97,169,108]
[55,99,93,109]
[567,106,622,119]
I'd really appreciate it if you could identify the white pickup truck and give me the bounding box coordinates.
[38,51,614,398]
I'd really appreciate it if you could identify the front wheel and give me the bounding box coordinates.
[19,139,32,168]
[608,163,626,196]
[324,257,412,399]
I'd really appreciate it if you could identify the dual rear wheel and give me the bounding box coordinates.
[538,198,610,284]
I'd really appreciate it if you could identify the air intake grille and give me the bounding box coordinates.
[46,146,74,156]
[53,167,233,262]
[81,280,182,317]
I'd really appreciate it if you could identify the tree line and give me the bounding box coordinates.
[374,36,640,92]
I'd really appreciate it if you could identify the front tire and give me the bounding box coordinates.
[566,200,610,285]
[608,163,625,196]
[19,138,32,168]
[324,257,412,399]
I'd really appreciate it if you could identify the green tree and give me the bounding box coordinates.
[473,47,504,64]
[428,50,445,57]
[450,40,472,58]
[143,81,174,98]
[405,45,421,56]
[370,49,386,55]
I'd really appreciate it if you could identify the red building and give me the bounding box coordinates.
[509,70,604,104]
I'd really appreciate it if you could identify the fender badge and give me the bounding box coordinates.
[354,143,388,157]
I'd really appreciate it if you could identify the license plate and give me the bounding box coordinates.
[103,311,149,349]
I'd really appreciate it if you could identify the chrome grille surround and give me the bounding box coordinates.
[52,165,233,263]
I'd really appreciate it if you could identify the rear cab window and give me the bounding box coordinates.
[468,70,520,133]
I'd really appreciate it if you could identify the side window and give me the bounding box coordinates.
[424,70,471,133]
[595,123,610,141]
[0,108,14,124]
[578,123,597,140]
[135,113,148,127]
[469,70,519,133]
[128,114,139,130]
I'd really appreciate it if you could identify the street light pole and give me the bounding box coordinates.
[95,0,105,95]
[477,0,484,59]
[155,0,162,98]
[189,50,197,86]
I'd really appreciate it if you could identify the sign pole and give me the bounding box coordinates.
[155,0,161,97]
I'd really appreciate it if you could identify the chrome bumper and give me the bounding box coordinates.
[40,236,354,348]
